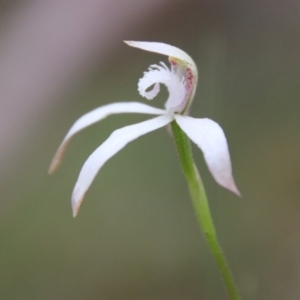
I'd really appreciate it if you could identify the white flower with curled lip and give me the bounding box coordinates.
[49,41,240,217]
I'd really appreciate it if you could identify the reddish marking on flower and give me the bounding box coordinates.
[182,67,195,96]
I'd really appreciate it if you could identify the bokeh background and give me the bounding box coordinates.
[1,1,300,299]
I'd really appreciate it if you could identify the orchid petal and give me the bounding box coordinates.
[49,102,165,174]
[138,62,186,110]
[124,41,196,73]
[71,114,173,217]
[125,41,198,114]
[175,115,240,196]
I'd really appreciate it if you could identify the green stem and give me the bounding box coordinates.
[171,120,240,300]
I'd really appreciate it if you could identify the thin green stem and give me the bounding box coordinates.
[171,120,240,300]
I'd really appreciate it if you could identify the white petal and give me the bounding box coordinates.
[125,41,198,114]
[175,115,240,196]
[49,102,165,173]
[124,41,196,73]
[138,62,186,110]
[71,114,173,217]
[141,82,160,100]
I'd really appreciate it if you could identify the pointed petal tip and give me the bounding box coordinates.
[72,210,78,218]
[228,183,242,198]
[217,175,241,198]
[71,191,86,218]
[48,140,71,174]
[124,40,143,49]
[124,41,137,48]
[72,209,79,218]
[214,173,241,198]
[48,159,59,174]
[124,40,139,45]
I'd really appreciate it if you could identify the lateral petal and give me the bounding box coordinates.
[49,102,165,173]
[71,114,173,217]
[175,115,240,196]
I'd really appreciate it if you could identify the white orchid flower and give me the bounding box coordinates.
[49,41,240,217]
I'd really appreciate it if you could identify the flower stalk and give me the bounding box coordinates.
[171,120,240,300]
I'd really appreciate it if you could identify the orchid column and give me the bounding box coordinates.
[49,41,241,300]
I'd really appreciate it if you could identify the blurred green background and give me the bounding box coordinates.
[1,1,300,299]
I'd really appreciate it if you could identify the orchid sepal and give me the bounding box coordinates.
[71,114,173,217]
[174,115,240,196]
[49,102,165,174]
